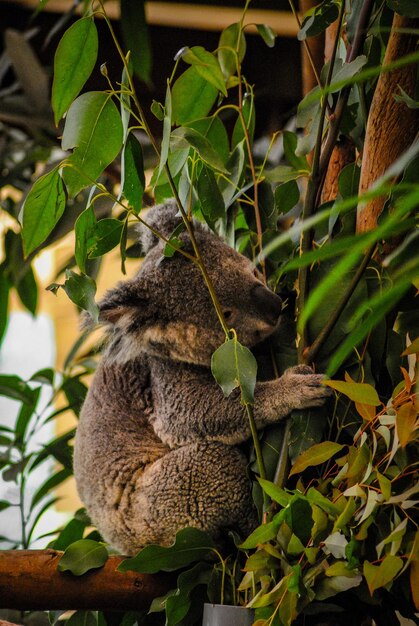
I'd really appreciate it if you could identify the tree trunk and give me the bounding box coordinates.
[357,13,419,233]
[0,550,173,610]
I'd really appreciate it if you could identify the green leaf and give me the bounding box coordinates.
[122,133,145,214]
[172,66,219,125]
[274,180,300,215]
[165,562,213,625]
[386,0,419,17]
[256,24,276,48]
[197,164,225,225]
[217,23,246,80]
[121,0,152,84]
[364,555,403,596]
[118,527,215,574]
[31,468,72,509]
[186,116,230,166]
[75,206,96,273]
[306,487,340,517]
[298,1,339,40]
[88,219,123,258]
[240,518,281,549]
[0,268,10,344]
[329,56,367,93]
[61,270,99,323]
[62,92,123,197]
[211,337,257,404]
[315,574,362,600]
[258,478,291,507]
[58,539,108,576]
[16,265,38,315]
[289,441,344,476]
[0,374,34,404]
[21,168,66,257]
[284,495,313,545]
[158,85,172,181]
[283,131,309,171]
[182,46,227,96]
[0,500,11,511]
[171,127,229,174]
[52,517,88,551]
[52,17,98,125]
[338,162,360,199]
[325,380,381,406]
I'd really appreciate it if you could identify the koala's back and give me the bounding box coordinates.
[73,356,170,550]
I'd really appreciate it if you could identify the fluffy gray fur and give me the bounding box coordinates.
[73,201,330,554]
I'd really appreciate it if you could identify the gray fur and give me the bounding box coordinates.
[73,201,330,555]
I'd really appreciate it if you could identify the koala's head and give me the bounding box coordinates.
[98,201,282,366]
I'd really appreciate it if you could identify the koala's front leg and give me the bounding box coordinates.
[253,364,331,423]
[149,359,330,447]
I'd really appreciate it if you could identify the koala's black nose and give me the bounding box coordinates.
[251,284,282,326]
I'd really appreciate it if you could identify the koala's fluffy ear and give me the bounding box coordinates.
[97,280,149,326]
[138,199,182,254]
[137,199,209,254]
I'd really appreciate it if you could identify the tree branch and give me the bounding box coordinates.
[0,550,173,611]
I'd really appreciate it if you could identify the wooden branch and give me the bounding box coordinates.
[0,550,173,611]
[357,14,419,233]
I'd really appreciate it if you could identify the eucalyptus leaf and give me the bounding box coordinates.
[75,206,96,274]
[62,92,123,197]
[172,66,218,125]
[217,22,246,80]
[52,17,98,125]
[364,555,403,595]
[256,24,276,48]
[58,539,108,575]
[118,527,215,574]
[122,133,145,214]
[197,164,225,225]
[182,46,227,96]
[211,337,257,404]
[171,127,229,174]
[289,442,345,476]
[21,168,66,257]
[61,270,99,323]
[88,219,124,258]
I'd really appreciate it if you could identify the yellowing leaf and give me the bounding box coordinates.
[364,555,403,596]
[289,441,344,476]
[402,336,419,355]
[325,380,381,406]
[355,401,376,421]
[396,401,418,448]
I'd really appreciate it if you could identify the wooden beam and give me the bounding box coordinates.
[2,0,299,37]
[0,550,173,610]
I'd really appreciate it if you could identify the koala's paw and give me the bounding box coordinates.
[283,365,332,410]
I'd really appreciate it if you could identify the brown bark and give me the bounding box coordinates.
[299,0,325,96]
[357,14,419,233]
[320,18,355,204]
[0,550,173,611]
[321,137,355,203]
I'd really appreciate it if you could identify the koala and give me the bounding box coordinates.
[73,200,330,555]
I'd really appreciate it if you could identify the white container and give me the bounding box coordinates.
[202,603,254,626]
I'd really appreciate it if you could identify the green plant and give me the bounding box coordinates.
[0,0,418,625]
